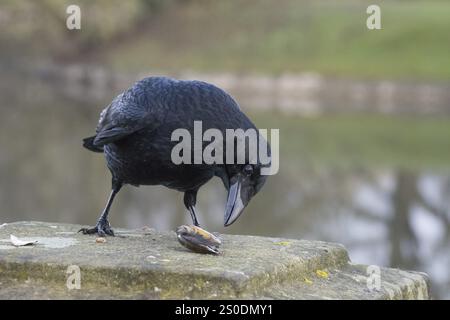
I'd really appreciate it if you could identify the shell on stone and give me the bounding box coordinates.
[176,225,221,255]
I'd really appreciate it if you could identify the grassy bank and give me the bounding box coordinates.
[2,0,449,80]
[106,0,450,81]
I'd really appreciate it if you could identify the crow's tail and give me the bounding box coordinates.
[83,135,104,153]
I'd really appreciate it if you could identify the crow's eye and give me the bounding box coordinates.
[243,164,253,176]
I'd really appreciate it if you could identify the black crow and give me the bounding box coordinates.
[81,77,269,236]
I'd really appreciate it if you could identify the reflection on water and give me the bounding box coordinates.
[1,72,449,299]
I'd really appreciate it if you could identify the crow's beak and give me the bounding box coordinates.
[224,174,250,226]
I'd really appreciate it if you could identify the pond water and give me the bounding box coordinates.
[0,71,449,298]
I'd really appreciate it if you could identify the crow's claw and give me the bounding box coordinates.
[78,220,115,237]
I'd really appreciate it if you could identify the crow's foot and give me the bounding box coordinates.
[78,220,115,237]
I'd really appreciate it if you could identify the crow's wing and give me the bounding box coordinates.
[93,94,142,146]
[82,135,103,152]
[92,80,169,147]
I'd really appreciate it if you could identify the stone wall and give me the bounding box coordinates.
[0,222,430,299]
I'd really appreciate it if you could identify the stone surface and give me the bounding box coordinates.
[0,221,430,299]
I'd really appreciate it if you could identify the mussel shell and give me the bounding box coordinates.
[176,225,221,255]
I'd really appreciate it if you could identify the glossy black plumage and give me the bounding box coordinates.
[81,76,268,236]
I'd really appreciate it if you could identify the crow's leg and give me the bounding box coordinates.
[184,190,200,226]
[188,206,200,227]
[79,180,122,236]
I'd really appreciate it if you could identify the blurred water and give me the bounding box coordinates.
[0,71,449,299]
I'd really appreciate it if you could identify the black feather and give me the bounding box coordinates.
[83,136,103,153]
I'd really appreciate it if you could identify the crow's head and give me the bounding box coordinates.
[223,163,268,226]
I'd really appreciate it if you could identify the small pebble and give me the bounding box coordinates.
[96,237,107,243]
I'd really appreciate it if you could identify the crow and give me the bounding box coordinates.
[80,77,269,236]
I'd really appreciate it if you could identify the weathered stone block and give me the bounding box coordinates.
[0,221,429,299]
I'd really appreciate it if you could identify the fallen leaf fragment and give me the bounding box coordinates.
[10,235,38,247]
[316,269,329,279]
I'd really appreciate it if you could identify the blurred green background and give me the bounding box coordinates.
[3,0,450,80]
[0,0,449,298]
